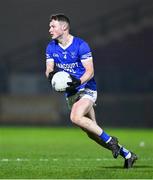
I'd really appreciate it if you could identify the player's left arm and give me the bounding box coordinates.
[80,57,94,84]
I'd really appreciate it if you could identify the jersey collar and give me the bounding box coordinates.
[58,36,74,50]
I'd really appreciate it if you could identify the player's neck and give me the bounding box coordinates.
[58,34,73,47]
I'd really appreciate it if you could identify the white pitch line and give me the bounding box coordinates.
[39,158,49,161]
[1,159,9,162]
[53,158,58,161]
[1,158,153,162]
[96,158,102,161]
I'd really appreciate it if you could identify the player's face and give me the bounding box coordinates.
[49,20,64,40]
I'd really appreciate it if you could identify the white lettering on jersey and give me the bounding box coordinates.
[56,62,79,73]
[53,53,59,57]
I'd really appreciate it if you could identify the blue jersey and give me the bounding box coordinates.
[46,36,97,94]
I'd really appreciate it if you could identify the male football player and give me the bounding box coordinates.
[45,14,137,168]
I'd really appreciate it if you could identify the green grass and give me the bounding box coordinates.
[0,127,153,179]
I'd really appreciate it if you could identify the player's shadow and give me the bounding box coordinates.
[101,166,125,169]
[103,165,153,169]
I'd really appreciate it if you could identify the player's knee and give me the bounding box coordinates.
[70,113,81,125]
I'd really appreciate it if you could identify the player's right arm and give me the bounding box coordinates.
[45,43,55,79]
[45,61,55,78]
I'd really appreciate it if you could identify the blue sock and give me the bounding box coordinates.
[99,131,111,143]
[120,147,131,159]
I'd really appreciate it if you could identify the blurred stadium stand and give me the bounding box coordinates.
[0,0,153,127]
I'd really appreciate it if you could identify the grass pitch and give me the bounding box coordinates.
[0,127,153,179]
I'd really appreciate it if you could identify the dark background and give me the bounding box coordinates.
[0,0,153,127]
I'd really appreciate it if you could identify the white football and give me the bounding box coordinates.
[51,71,72,92]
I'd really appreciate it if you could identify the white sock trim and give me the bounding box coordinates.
[125,152,131,159]
[106,137,112,143]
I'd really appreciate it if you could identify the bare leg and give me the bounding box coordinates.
[83,106,111,150]
[71,98,111,150]
[70,98,103,136]
[70,98,120,158]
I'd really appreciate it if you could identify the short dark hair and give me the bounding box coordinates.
[50,14,70,28]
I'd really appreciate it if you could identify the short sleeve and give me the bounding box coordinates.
[79,42,92,61]
[46,44,54,63]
